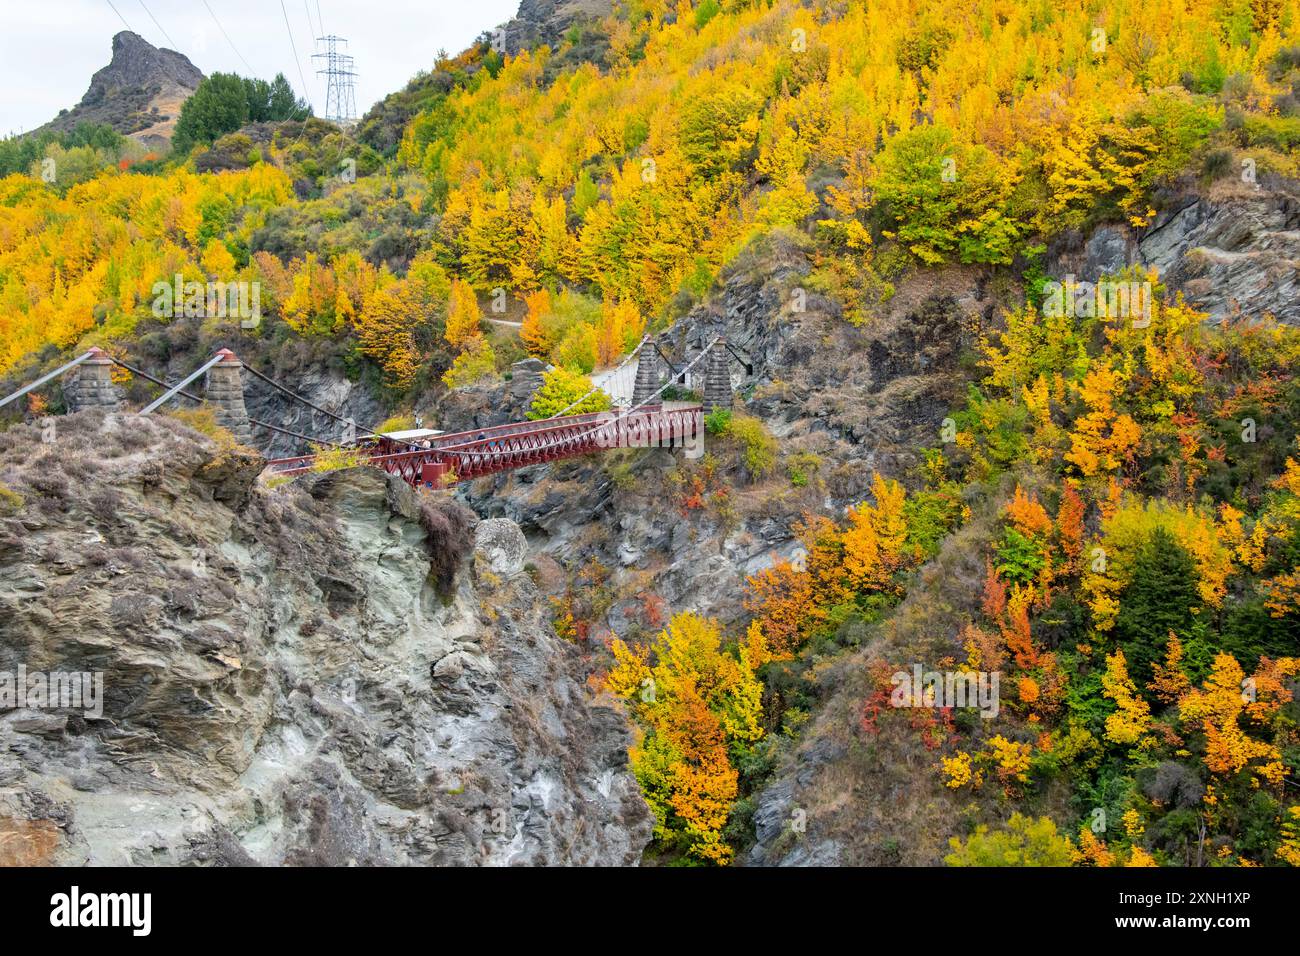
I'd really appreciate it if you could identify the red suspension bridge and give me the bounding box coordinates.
[1,335,739,490]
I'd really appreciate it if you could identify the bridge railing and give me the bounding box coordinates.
[264,409,627,473]
[265,404,702,486]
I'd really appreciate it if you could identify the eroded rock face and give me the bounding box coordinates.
[38,31,204,148]
[475,519,529,577]
[1046,179,1300,325]
[504,0,614,53]
[0,412,651,866]
[239,363,387,460]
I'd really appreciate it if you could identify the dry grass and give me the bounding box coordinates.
[418,493,475,596]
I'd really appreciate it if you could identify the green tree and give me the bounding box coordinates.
[175,72,311,154]
[678,83,763,179]
[1113,527,1201,690]
[873,124,1021,265]
[173,73,251,153]
[245,74,311,123]
[945,813,1076,866]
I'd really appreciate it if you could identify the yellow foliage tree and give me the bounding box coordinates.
[841,473,910,593]
[1178,653,1283,779]
[520,288,553,358]
[1101,649,1152,748]
[605,611,764,864]
[445,278,483,352]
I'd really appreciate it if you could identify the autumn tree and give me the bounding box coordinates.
[526,366,610,420]
[841,473,911,593]
[1101,649,1152,748]
[445,278,483,352]
[355,282,423,389]
[1178,653,1283,780]
[743,560,816,660]
[520,288,553,358]
[605,611,765,864]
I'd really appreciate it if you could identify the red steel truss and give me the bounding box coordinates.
[266,404,704,488]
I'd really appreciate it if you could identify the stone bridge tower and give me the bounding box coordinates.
[205,349,252,444]
[702,338,732,415]
[65,347,121,412]
[632,342,661,406]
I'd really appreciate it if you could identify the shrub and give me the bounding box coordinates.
[377,414,416,434]
[309,444,368,473]
[786,451,822,488]
[527,366,611,420]
[1244,113,1300,151]
[442,339,497,389]
[0,482,23,514]
[165,406,249,466]
[418,496,474,595]
[722,413,776,479]
[945,813,1076,866]
[704,408,733,435]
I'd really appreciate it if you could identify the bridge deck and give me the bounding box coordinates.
[266,404,703,487]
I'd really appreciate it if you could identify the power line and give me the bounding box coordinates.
[303,0,318,41]
[104,0,134,32]
[199,0,254,74]
[136,0,178,50]
[279,0,315,110]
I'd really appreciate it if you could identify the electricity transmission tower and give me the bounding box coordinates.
[312,35,358,126]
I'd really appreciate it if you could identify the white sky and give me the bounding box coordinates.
[1,0,523,135]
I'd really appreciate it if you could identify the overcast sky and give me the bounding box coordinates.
[2,0,523,135]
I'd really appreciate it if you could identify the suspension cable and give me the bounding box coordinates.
[109,358,342,448]
[240,363,418,449]
[552,336,649,418]
[0,351,94,410]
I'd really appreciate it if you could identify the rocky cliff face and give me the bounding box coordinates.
[0,412,651,865]
[503,0,614,53]
[443,230,989,626]
[1047,178,1300,326]
[39,32,203,148]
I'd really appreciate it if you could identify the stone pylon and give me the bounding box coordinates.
[66,347,121,412]
[702,338,732,415]
[632,340,661,406]
[205,349,252,443]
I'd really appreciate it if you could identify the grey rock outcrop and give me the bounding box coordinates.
[474,518,528,577]
[0,411,651,866]
[503,0,614,53]
[36,32,204,148]
[239,362,385,459]
[1046,179,1300,325]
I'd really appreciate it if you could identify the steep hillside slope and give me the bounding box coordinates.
[0,412,651,865]
[2,0,1300,868]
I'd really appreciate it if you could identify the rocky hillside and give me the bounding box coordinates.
[1046,178,1300,326]
[0,412,650,865]
[503,0,613,53]
[38,32,203,148]
[424,173,1300,866]
[2,0,1299,869]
